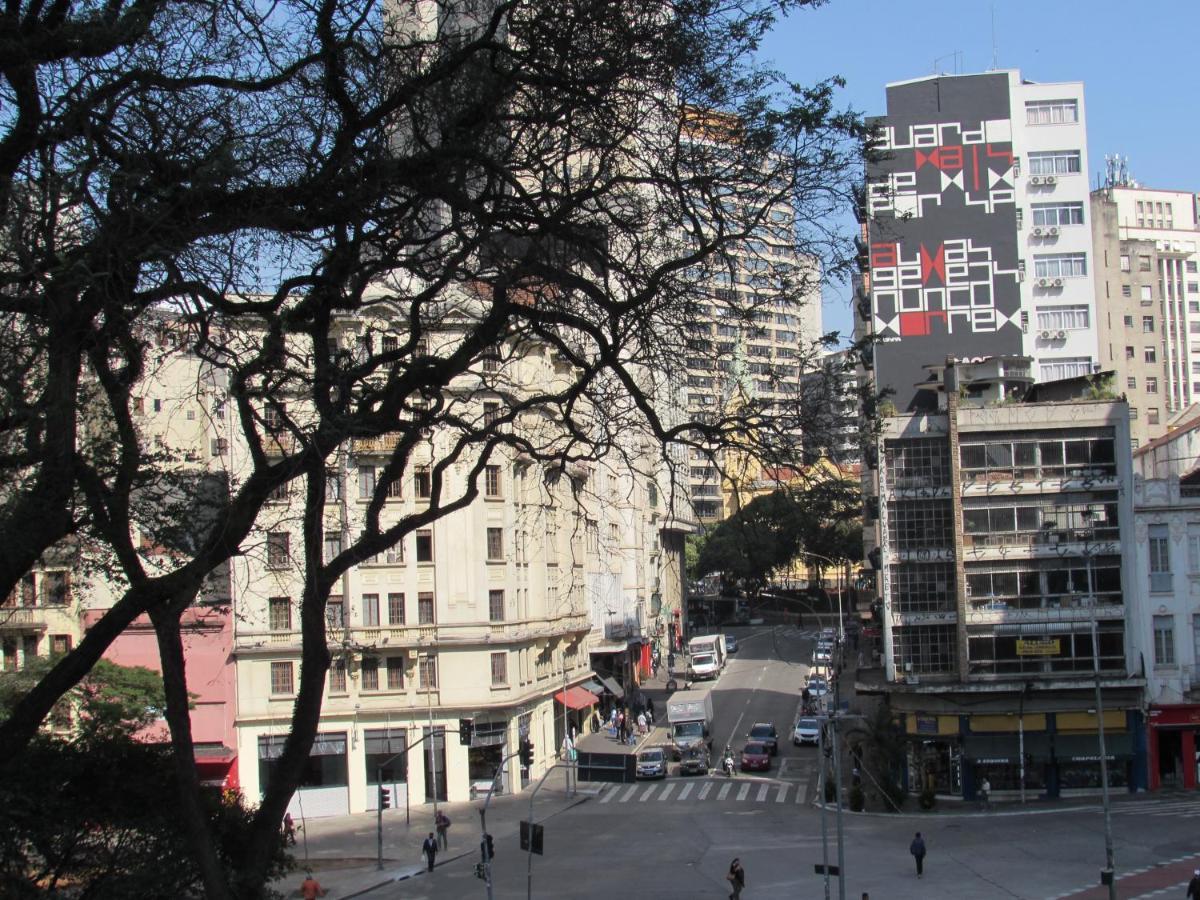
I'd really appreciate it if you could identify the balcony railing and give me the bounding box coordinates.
[962,527,1120,552]
[961,464,1117,487]
[0,607,48,630]
[350,432,403,455]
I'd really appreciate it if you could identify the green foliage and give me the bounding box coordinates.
[685,533,706,580]
[0,734,292,898]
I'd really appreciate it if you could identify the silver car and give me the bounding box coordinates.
[636,748,667,779]
[793,717,820,746]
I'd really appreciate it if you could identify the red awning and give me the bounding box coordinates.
[554,686,599,710]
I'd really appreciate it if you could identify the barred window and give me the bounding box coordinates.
[485,465,502,497]
[270,661,294,695]
[489,589,505,622]
[419,654,438,689]
[893,625,957,675]
[486,527,504,561]
[268,597,291,631]
[490,652,508,686]
[887,499,953,551]
[890,563,954,614]
[266,532,290,568]
[362,593,380,627]
[329,658,347,693]
[388,593,405,625]
[418,591,435,625]
[386,656,404,690]
[361,656,379,690]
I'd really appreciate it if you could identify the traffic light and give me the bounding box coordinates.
[459,718,474,746]
[378,786,391,809]
[518,738,533,767]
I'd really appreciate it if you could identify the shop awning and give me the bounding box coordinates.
[590,640,631,654]
[580,679,605,695]
[554,686,599,710]
[598,675,625,699]
[1054,733,1133,761]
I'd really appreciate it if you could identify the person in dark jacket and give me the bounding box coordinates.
[1186,868,1200,899]
[727,857,745,899]
[910,831,927,878]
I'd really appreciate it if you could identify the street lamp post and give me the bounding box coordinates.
[804,551,846,643]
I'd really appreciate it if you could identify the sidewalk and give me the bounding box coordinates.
[272,768,589,899]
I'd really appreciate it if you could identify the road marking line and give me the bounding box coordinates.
[718,782,731,801]
[756,784,769,802]
[659,783,675,801]
[599,786,616,803]
[639,785,657,801]
[737,783,750,802]
[678,782,694,801]
[797,780,808,802]
[776,785,790,803]
[620,785,639,803]
[699,782,713,800]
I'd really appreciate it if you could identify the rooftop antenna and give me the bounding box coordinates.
[990,4,999,70]
[932,51,963,75]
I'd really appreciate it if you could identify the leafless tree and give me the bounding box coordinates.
[0,0,865,893]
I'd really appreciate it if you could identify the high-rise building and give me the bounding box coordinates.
[859,70,1099,410]
[1091,179,1200,448]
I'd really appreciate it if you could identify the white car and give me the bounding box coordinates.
[806,675,829,698]
[793,717,820,746]
[812,643,832,665]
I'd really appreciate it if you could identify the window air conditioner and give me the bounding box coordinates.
[1048,226,1060,236]
[1053,278,1064,287]
[1039,329,1053,339]
[1037,277,1051,287]
[1032,226,1044,236]
[1056,330,1067,340]
[1029,176,1042,185]
[1044,175,1057,185]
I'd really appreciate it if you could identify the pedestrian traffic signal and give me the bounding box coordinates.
[482,832,495,860]
[378,786,391,809]
[519,738,533,767]
[459,718,473,746]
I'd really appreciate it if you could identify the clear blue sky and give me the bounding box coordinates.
[758,0,1200,344]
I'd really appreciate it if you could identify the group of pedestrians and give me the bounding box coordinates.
[599,696,656,745]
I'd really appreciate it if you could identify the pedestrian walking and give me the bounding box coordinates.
[726,857,745,899]
[617,711,627,743]
[422,831,439,871]
[435,810,451,850]
[637,711,647,735]
[282,811,296,846]
[909,831,927,878]
[1188,868,1200,899]
[978,777,991,811]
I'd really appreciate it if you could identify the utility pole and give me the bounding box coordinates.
[831,715,846,900]
[817,721,831,900]
[426,652,439,824]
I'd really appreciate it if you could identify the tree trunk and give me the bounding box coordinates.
[153,603,234,900]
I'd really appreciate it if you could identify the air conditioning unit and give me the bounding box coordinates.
[1039,329,1053,339]
[1037,277,1051,287]
[1056,329,1067,340]
[1032,226,1044,236]
[1048,226,1060,236]
[1029,175,1042,185]
[1044,175,1058,185]
[1053,277,1064,287]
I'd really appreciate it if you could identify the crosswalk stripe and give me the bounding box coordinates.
[737,783,750,802]
[699,782,713,801]
[639,785,657,801]
[776,785,790,803]
[718,782,731,801]
[599,786,616,803]
[756,784,769,802]
[678,782,694,801]
[659,783,676,801]
[620,785,639,803]
[797,780,808,803]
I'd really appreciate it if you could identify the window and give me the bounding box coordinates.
[418,654,438,689]
[385,474,403,499]
[361,656,379,690]
[1188,525,1200,574]
[1031,202,1084,227]
[418,591,435,625]
[1034,254,1087,279]
[268,597,291,631]
[41,572,70,606]
[327,595,345,629]
[1127,377,1136,390]
[1120,255,1131,272]
[1130,407,1138,419]
[329,658,347,693]
[1139,255,1152,272]
[326,472,342,500]
[1142,285,1153,301]
[388,592,405,625]
[1146,377,1158,394]
[485,465,501,498]
[1189,282,1199,294]
[1125,346,1135,359]
[1145,346,1157,364]
[1122,286,1132,299]
[414,466,431,499]
[153,398,162,413]
[323,533,342,565]
[270,661,294,695]
[1142,315,1155,333]
[416,529,433,562]
[268,482,290,502]
[362,593,380,627]
[1149,524,1171,592]
[483,401,501,427]
[1038,357,1092,382]
[1153,615,1176,666]
[490,652,508,686]
[1148,408,1160,425]
[51,634,72,655]
[358,466,376,499]
[1027,150,1081,175]
[1036,305,1089,331]
[386,657,404,690]
[1188,261,1199,274]
[486,527,504,561]
[1026,99,1078,124]
[489,589,505,622]
[266,532,290,568]
[649,481,658,507]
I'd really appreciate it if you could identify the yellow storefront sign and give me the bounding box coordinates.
[1016,638,1060,656]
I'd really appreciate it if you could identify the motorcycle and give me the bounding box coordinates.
[721,749,736,777]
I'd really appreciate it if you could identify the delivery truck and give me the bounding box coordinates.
[666,689,714,760]
[687,633,726,679]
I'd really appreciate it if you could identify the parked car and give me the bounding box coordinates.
[678,744,709,776]
[793,717,820,746]
[724,634,739,654]
[636,747,668,780]
[747,722,779,756]
[806,674,829,698]
[813,642,833,665]
[740,741,771,772]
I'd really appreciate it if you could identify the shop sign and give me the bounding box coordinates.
[915,715,939,735]
[1016,638,1060,657]
[1067,755,1117,762]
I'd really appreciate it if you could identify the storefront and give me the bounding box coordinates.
[467,719,510,799]
[1146,704,1200,791]
[259,731,350,818]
